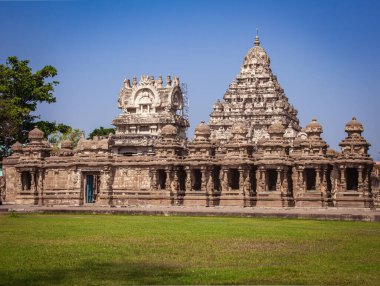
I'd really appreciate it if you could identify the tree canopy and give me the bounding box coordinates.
[88,127,115,139]
[0,56,59,158]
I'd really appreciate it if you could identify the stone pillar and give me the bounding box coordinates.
[30,171,36,194]
[283,169,288,195]
[206,168,213,194]
[37,169,44,206]
[299,168,304,193]
[185,167,191,192]
[276,169,282,192]
[255,168,260,192]
[243,168,251,195]
[316,168,321,192]
[205,168,213,206]
[291,167,298,197]
[201,168,207,192]
[340,167,346,192]
[243,168,251,207]
[261,168,266,192]
[358,166,363,192]
[238,168,244,193]
[321,167,327,194]
[221,167,228,193]
[172,168,179,205]
[165,169,171,191]
[151,169,158,191]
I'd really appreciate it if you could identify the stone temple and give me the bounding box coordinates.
[1,35,374,208]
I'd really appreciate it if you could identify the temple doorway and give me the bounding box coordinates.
[84,174,100,203]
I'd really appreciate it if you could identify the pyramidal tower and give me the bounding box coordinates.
[209,34,301,143]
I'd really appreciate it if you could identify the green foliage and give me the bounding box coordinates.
[88,126,115,139]
[49,128,83,149]
[0,214,379,285]
[29,121,72,139]
[0,56,59,158]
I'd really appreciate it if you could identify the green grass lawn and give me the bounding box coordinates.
[0,214,379,285]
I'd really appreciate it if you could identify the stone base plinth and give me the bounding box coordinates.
[334,192,373,208]
[182,192,209,207]
[110,191,171,207]
[254,192,292,207]
[219,190,245,207]
[295,192,330,207]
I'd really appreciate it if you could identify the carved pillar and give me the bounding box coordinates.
[283,168,288,195]
[30,171,36,194]
[276,169,282,192]
[316,168,321,193]
[185,167,191,192]
[299,168,304,193]
[261,168,266,192]
[244,168,251,194]
[340,167,346,192]
[201,168,207,192]
[358,166,363,192]
[221,167,228,193]
[172,168,179,205]
[18,170,23,192]
[165,169,171,191]
[255,168,260,192]
[205,168,212,207]
[243,168,251,206]
[37,169,44,206]
[238,168,244,193]
[151,169,158,191]
[206,168,213,194]
[321,167,327,194]
[291,167,298,198]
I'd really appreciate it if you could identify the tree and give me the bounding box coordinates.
[0,56,59,158]
[49,128,83,149]
[32,121,72,139]
[88,127,115,139]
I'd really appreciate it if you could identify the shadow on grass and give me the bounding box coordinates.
[0,260,190,286]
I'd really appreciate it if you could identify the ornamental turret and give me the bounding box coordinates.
[339,117,370,157]
[111,75,189,156]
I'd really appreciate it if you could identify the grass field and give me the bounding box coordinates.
[0,214,379,285]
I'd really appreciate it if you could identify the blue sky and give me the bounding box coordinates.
[1,0,379,160]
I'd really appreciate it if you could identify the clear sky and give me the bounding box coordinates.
[1,0,379,160]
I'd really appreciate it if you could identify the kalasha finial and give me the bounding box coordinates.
[254,28,260,46]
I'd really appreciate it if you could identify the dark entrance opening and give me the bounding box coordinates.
[21,171,32,191]
[305,169,316,191]
[212,166,221,191]
[346,168,358,191]
[229,169,240,190]
[287,169,293,195]
[267,169,277,191]
[250,167,257,193]
[158,170,166,190]
[192,169,202,191]
[85,174,100,203]
[178,167,186,192]
[326,165,333,193]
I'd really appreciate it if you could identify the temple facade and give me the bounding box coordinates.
[1,35,374,208]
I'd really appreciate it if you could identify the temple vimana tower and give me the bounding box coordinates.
[2,35,374,208]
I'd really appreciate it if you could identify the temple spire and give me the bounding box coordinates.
[254,28,260,46]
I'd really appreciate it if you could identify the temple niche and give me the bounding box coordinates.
[1,35,374,209]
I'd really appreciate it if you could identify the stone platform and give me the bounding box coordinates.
[0,204,379,222]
